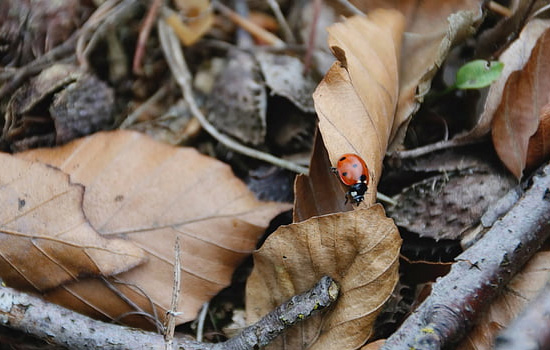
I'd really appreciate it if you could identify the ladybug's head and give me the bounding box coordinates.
[347,182,368,204]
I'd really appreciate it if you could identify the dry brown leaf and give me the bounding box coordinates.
[246,205,401,350]
[313,10,405,206]
[361,339,386,350]
[0,154,145,292]
[18,130,290,327]
[457,249,550,350]
[492,27,550,178]
[526,102,550,170]
[294,133,352,221]
[350,0,484,150]
[463,19,550,140]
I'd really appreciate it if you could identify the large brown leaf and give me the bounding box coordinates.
[0,154,145,292]
[351,0,484,150]
[492,26,550,178]
[18,130,290,326]
[313,10,405,206]
[246,205,401,349]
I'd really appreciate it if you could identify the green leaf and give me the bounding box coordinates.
[455,60,504,89]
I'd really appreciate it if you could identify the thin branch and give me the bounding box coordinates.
[266,0,296,43]
[0,276,338,350]
[212,0,285,47]
[164,237,182,349]
[157,16,308,174]
[380,161,550,350]
[133,0,163,75]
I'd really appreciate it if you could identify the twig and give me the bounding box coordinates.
[133,0,163,75]
[157,16,308,174]
[487,1,512,17]
[303,0,321,74]
[212,0,285,47]
[212,276,339,350]
[0,43,76,100]
[495,280,550,350]
[0,276,338,350]
[380,161,550,350]
[266,0,296,43]
[334,0,364,16]
[120,84,170,128]
[164,237,182,350]
[77,0,143,70]
[196,301,210,342]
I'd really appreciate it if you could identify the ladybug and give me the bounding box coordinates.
[331,153,370,204]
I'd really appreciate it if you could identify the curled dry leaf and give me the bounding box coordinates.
[313,10,405,206]
[463,19,550,140]
[0,154,145,292]
[18,130,290,327]
[246,205,401,350]
[351,0,484,150]
[457,249,550,350]
[492,26,550,178]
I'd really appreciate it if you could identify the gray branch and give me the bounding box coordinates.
[0,276,338,350]
[380,163,550,350]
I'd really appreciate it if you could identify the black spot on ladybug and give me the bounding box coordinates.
[352,163,358,168]
[360,174,367,182]
[339,156,347,161]
[342,172,348,177]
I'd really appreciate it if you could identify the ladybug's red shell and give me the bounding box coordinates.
[336,154,369,186]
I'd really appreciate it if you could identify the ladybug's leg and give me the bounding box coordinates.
[330,167,338,174]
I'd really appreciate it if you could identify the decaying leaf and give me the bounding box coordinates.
[313,10,405,206]
[3,64,114,152]
[0,0,90,66]
[246,205,401,349]
[457,249,550,350]
[18,130,290,326]
[492,26,550,178]
[0,154,145,292]
[387,167,515,240]
[256,51,317,113]
[206,49,267,145]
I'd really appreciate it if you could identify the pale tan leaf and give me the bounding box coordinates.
[18,130,290,326]
[491,27,550,178]
[469,19,550,140]
[457,250,550,350]
[0,154,145,292]
[313,10,405,205]
[246,205,401,349]
[349,0,484,150]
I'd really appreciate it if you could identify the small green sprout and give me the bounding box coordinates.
[454,59,504,90]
